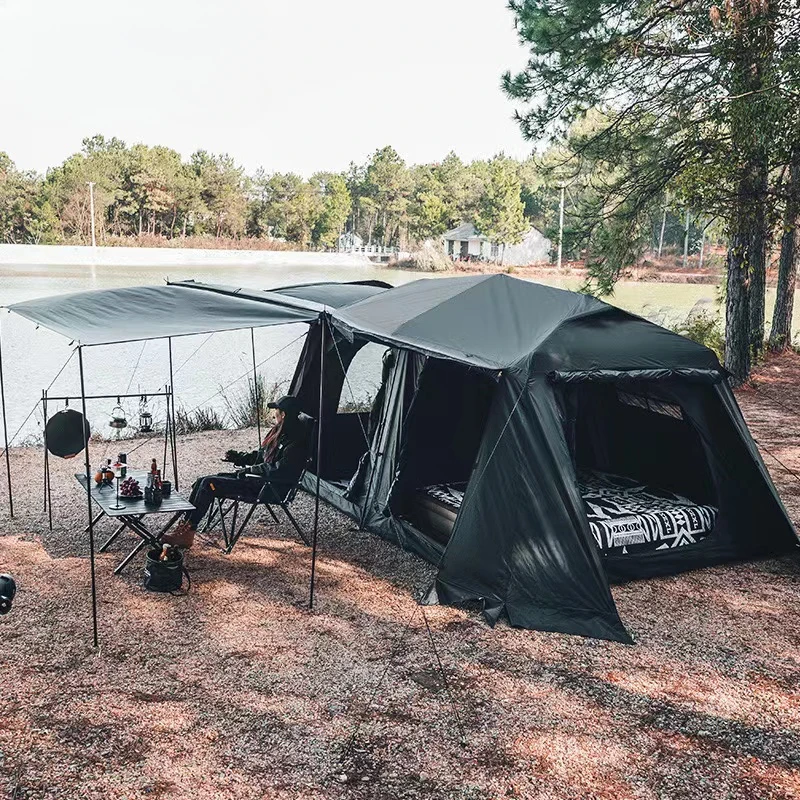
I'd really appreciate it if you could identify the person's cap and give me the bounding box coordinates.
[268,395,301,414]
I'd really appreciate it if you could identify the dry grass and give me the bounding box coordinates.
[1,363,799,799]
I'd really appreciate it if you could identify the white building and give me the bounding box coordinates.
[336,231,364,251]
[442,223,552,266]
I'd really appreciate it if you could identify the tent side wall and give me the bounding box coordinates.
[430,371,632,644]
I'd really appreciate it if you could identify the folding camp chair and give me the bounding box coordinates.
[203,414,316,553]
[203,473,310,553]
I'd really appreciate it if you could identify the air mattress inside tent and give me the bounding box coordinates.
[408,473,717,555]
[404,484,466,544]
[577,471,718,554]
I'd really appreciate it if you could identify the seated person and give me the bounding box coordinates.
[165,395,309,547]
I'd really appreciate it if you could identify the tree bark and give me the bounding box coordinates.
[769,153,800,351]
[725,227,751,386]
[747,177,768,360]
[725,0,775,382]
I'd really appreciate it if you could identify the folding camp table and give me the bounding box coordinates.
[75,472,194,574]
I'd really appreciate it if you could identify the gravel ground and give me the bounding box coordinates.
[1,359,800,800]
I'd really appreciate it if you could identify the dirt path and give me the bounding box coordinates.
[0,371,799,800]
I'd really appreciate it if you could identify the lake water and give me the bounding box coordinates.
[0,261,793,444]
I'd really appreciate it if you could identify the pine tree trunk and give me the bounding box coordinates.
[725,228,751,386]
[748,159,769,360]
[724,0,775,383]
[769,154,800,351]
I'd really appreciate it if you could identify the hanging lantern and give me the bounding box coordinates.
[138,395,153,433]
[45,407,90,459]
[109,399,128,433]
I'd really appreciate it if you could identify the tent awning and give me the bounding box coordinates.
[4,280,391,347]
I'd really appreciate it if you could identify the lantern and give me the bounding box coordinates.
[138,395,153,433]
[109,399,128,434]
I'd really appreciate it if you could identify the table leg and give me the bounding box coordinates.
[98,522,127,553]
[83,510,106,534]
[114,536,150,575]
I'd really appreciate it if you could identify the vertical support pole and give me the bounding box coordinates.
[250,328,261,445]
[43,390,48,512]
[163,389,170,479]
[683,208,690,269]
[658,193,668,258]
[309,318,326,610]
[170,389,178,490]
[0,319,13,517]
[167,338,178,490]
[43,390,53,531]
[557,184,565,270]
[78,346,99,648]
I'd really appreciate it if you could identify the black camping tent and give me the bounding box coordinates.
[5,274,796,645]
[287,274,798,643]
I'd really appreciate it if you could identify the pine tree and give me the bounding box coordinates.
[503,0,794,383]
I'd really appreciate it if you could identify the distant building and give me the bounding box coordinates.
[442,222,552,265]
[336,231,364,251]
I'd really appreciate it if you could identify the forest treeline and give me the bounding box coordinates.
[0,136,699,257]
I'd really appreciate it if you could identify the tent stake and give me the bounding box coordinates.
[309,318,326,610]
[0,319,13,517]
[78,346,100,648]
[251,328,261,446]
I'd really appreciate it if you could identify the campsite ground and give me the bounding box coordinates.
[1,355,799,800]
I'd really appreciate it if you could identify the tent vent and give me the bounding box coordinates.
[617,390,683,420]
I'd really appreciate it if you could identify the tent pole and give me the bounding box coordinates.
[250,328,261,446]
[78,346,99,648]
[0,318,13,517]
[168,338,178,490]
[309,317,326,610]
[42,389,48,512]
[43,389,53,531]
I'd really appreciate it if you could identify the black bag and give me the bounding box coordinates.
[143,549,190,594]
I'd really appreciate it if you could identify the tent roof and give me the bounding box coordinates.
[5,279,390,347]
[331,273,722,373]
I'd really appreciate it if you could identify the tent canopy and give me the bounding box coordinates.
[331,274,722,374]
[4,280,389,347]
[169,279,391,313]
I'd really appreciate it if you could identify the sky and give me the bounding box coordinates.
[0,0,534,176]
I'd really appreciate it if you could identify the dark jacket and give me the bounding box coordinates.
[234,416,310,484]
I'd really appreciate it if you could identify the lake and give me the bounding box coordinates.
[0,261,792,444]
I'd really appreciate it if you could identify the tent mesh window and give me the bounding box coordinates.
[617,390,683,421]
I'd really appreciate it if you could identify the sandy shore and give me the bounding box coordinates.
[1,361,799,799]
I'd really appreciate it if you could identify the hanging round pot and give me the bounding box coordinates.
[45,409,91,459]
[109,403,128,432]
